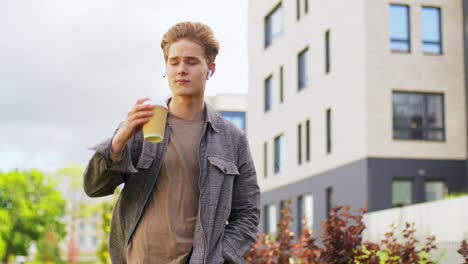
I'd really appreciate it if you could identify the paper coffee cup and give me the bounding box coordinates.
[142,99,168,143]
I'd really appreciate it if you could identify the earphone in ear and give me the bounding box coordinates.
[206,69,212,80]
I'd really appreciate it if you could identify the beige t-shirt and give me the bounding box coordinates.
[127,110,206,264]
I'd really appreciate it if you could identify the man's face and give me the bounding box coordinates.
[166,39,213,98]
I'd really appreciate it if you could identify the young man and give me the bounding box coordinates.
[83,22,260,264]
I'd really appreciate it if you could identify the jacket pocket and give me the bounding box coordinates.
[207,156,238,216]
[207,156,239,176]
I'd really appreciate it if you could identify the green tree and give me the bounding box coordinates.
[0,169,66,263]
[97,202,113,264]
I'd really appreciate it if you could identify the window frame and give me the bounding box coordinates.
[274,134,285,174]
[326,109,332,154]
[389,4,411,53]
[264,75,273,112]
[325,30,331,73]
[219,111,246,131]
[264,142,268,178]
[424,179,447,202]
[298,47,310,91]
[264,2,283,49]
[280,65,284,103]
[392,178,413,207]
[325,187,333,217]
[298,123,302,165]
[392,91,446,141]
[306,119,311,161]
[297,193,313,234]
[421,6,443,55]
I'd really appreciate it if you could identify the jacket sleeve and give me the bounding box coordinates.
[83,123,139,197]
[222,132,261,263]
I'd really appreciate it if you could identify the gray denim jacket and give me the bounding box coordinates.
[83,102,260,264]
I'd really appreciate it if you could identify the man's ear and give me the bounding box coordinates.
[207,63,216,79]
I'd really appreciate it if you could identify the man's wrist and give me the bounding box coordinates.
[110,140,126,163]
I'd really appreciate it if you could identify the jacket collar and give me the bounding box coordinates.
[165,97,220,133]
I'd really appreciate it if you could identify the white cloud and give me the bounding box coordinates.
[0,0,247,171]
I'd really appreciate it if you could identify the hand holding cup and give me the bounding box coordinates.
[111,97,156,155]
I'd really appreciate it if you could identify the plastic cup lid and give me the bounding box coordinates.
[143,98,168,109]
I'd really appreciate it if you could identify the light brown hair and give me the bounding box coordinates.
[161,21,220,64]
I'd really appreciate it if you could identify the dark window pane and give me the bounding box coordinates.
[325,30,330,73]
[298,48,309,90]
[426,130,444,140]
[326,109,331,153]
[296,0,300,21]
[426,94,443,128]
[393,92,445,141]
[306,119,310,161]
[298,124,302,165]
[265,76,273,112]
[326,187,333,217]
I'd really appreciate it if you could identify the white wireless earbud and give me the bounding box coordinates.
[206,69,212,80]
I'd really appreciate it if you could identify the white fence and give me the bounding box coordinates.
[363,196,468,263]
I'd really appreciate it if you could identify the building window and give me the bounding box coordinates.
[326,109,331,154]
[305,119,311,161]
[265,75,273,112]
[298,47,309,90]
[298,194,313,234]
[389,4,410,52]
[280,66,284,103]
[79,236,85,247]
[425,180,447,202]
[392,92,445,141]
[422,7,442,54]
[326,187,333,217]
[392,179,412,207]
[280,200,285,219]
[264,142,268,178]
[79,222,85,232]
[298,123,302,165]
[219,111,246,131]
[325,30,330,73]
[92,236,98,246]
[297,0,309,20]
[264,204,278,234]
[265,3,283,48]
[274,134,285,174]
[296,0,301,21]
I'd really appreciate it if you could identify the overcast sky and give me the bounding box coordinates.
[0,0,248,172]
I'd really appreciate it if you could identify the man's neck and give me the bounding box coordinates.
[168,95,205,120]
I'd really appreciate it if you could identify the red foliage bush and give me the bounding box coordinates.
[245,198,447,264]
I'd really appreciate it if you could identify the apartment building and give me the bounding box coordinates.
[206,94,247,132]
[248,0,467,236]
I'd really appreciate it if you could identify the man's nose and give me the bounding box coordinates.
[177,63,188,74]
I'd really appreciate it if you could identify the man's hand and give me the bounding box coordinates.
[111,97,155,156]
